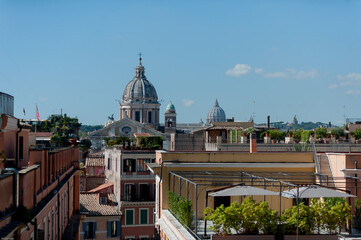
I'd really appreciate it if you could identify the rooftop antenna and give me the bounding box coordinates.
[252,100,256,122]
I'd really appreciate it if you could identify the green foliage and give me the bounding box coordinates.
[137,136,163,149]
[255,201,279,235]
[204,204,229,235]
[330,127,345,139]
[51,134,71,147]
[245,127,255,134]
[230,130,245,142]
[322,198,351,234]
[268,130,286,141]
[79,125,103,138]
[107,136,131,146]
[260,131,268,139]
[301,130,314,143]
[281,203,315,235]
[33,114,82,147]
[79,139,92,151]
[315,127,328,139]
[353,199,361,230]
[292,129,303,142]
[266,121,327,131]
[168,191,193,228]
[351,128,361,140]
[204,197,278,235]
[292,143,311,152]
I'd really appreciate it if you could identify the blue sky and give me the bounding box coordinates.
[1,1,361,125]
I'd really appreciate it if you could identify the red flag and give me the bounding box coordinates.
[36,105,39,121]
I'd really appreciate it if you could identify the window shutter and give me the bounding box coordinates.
[83,222,88,239]
[116,221,121,237]
[107,221,111,238]
[93,222,97,236]
[132,185,136,201]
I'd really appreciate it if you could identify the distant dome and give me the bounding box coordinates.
[206,99,226,124]
[165,101,176,114]
[122,58,158,104]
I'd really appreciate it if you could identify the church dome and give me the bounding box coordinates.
[206,99,226,124]
[165,101,176,114]
[122,57,158,103]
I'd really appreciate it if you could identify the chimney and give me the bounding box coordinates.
[250,133,257,153]
[267,115,270,129]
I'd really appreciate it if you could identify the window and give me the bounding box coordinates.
[107,220,121,237]
[100,197,107,204]
[107,158,111,170]
[153,208,156,224]
[139,236,150,240]
[167,119,173,127]
[136,159,154,172]
[124,184,136,201]
[153,183,156,201]
[148,111,152,123]
[83,222,96,239]
[139,184,150,201]
[135,111,140,122]
[123,159,136,172]
[116,158,118,172]
[125,209,134,225]
[140,209,148,225]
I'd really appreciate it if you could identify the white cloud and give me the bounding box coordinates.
[345,90,361,95]
[183,99,195,107]
[226,64,252,77]
[254,68,264,74]
[337,73,361,81]
[337,73,361,87]
[263,69,318,79]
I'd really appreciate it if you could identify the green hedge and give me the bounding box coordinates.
[168,191,194,228]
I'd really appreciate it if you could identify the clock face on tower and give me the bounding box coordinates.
[121,126,132,134]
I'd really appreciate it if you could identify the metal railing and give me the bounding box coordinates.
[172,141,361,153]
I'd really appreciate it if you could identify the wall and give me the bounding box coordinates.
[85,176,106,191]
[0,174,13,212]
[79,215,122,240]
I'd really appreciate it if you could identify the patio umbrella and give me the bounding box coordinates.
[281,185,356,199]
[281,185,355,240]
[209,185,279,197]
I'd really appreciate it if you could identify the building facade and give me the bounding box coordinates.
[104,148,156,240]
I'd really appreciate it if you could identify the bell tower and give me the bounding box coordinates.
[165,101,176,133]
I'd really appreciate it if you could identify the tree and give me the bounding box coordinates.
[32,114,82,147]
[315,127,328,139]
[330,127,345,139]
[351,128,361,140]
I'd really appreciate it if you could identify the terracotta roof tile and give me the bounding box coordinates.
[80,193,121,216]
[86,157,105,167]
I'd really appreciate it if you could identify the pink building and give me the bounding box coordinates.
[0,94,81,239]
[105,148,156,240]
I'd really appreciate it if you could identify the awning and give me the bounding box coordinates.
[209,185,279,197]
[281,185,355,199]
